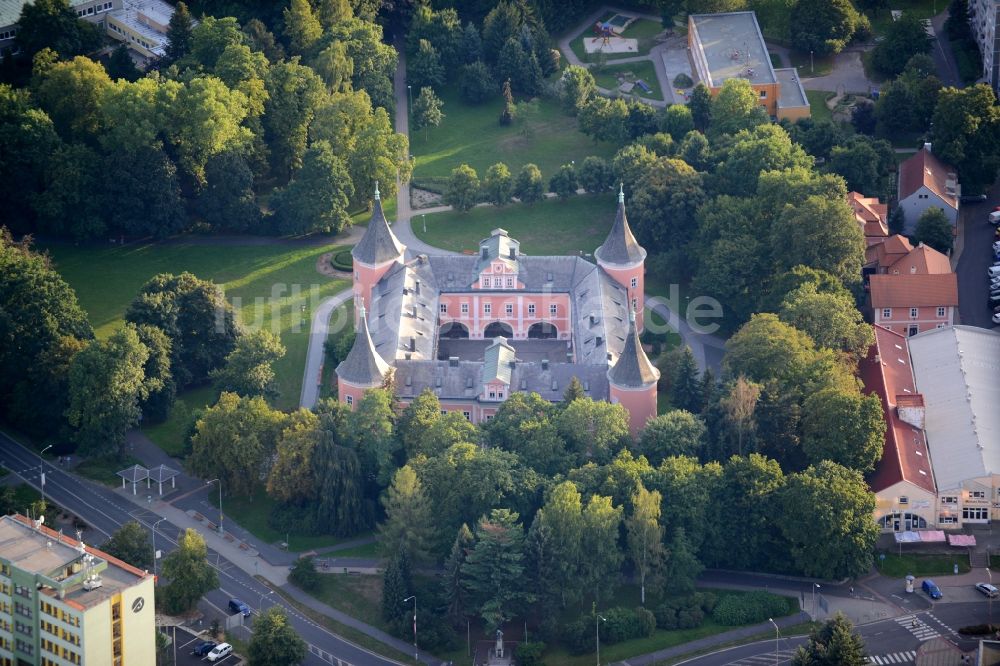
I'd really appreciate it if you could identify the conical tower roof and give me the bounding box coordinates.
[336,302,391,386]
[608,307,659,388]
[595,184,646,266]
[352,184,405,266]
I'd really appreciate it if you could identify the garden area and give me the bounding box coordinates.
[591,61,663,101]
[568,13,666,62]
[413,193,618,256]
[877,551,972,577]
[409,89,618,191]
[38,241,350,456]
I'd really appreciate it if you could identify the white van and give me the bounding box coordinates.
[990,265,1000,277]
[990,211,1000,226]
[206,643,233,662]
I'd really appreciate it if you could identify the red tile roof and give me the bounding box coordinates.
[862,325,936,494]
[887,243,952,276]
[848,192,889,242]
[866,235,914,269]
[869,273,958,308]
[898,148,959,210]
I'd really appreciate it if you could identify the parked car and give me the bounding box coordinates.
[976,583,999,597]
[962,193,987,203]
[206,643,233,662]
[228,599,250,617]
[991,211,1000,226]
[192,641,216,656]
[989,266,1000,277]
[922,579,943,599]
[994,312,1000,325]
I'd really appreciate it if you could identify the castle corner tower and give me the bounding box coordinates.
[608,307,660,436]
[595,184,647,331]
[351,184,405,324]
[336,302,391,408]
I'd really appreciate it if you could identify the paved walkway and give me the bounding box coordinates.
[647,295,727,375]
[300,287,355,409]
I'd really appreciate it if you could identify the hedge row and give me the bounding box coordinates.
[712,591,797,626]
[564,606,656,654]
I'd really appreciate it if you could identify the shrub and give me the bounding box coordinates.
[677,606,704,629]
[515,163,544,203]
[564,616,593,654]
[655,600,680,629]
[330,250,353,272]
[516,641,546,666]
[672,72,693,88]
[460,60,496,104]
[601,607,638,644]
[959,623,1000,635]
[712,592,793,626]
[635,607,656,637]
[289,556,320,591]
[692,591,718,613]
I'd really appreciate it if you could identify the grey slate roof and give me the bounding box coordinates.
[351,196,405,266]
[476,229,521,273]
[368,257,440,363]
[483,337,517,385]
[607,309,660,388]
[336,304,392,386]
[571,261,630,366]
[595,189,646,267]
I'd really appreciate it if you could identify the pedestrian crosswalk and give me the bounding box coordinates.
[726,649,798,665]
[867,651,917,665]
[894,614,939,641]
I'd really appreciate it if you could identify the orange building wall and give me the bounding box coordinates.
[610,384,658,437]
[353,259,401,324]
[437,292,573,339]
[598,263,645,332]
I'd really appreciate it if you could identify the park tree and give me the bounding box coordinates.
[639,411,706,464]
[514,163,544,203]
[15,0,102,60]
[580,494,624,603]
[443,524,474,623]
[612,144,658,198]
[482,1,527,62]
[0,85,60,234]
[101,521,152,570]
[346,388,399,488]
[312,41,354,93]
[66,326,149,459]
[189,392,287,498]
[549,163,579,199]
[558,65,597,115]
[790,0,863,56]
[133,324,175,423]
[670,346,702,413]
[577,156,614,193]
[317,0,352,28]
[161,529,219,614]
[802,388,885,472]
[197,150,261,232]
[412,85,444,136]
[267,411,321,505]
[31,143,104,240]
[248,607,307,666]
[631,157,705,249]
[377,466,435,565]
[664,527,703,593]
[409,39,445,90]
[382,549,412,624]
[771,195,864,285]
[661,104,695,141]
[711,454,785,570]
[165,1,194,63]
[396,389,441,458]
[914,207,955,253]
[263,58,326,182]
[186,16,245,70]
[166,76,250,185]
[720,376,761,456]
[459,60,495,104]
[462,21,483,63]
[793,613,867,665]
[709,78,769,138]
[271,141,354,235]
[126,272,239,388]
[483,162,514,206]
[688,83,712,132]
[484,392,569,475]
[33,56,111,142]
[931,84,1000,192]
[779,284,874,362]
[827,136,896,200]
[871,13,932,77]
[500,78,516,125]
[555,398,631,466]
[211,329,286,398]
[578,96,630,144]
[312,423,372,536]
[444,163,480,211]
[497,38,542,96]
[461,509,531,630]
[322,18,398,112]
[97,77,167,155]
[529,481,585,609]
[563,377,586,404]
[636,131,674,157]
[780,461,878,578]
[284,0,323,54]
[244,19,285,63]
[714,124,813,196]
[678,130,711,171]
[101,146,187,239]
[626,485,666,605]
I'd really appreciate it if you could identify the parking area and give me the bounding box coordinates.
[956,190,1000,329]
[165,626,241,666]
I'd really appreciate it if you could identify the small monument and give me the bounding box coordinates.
[488,630,511,666]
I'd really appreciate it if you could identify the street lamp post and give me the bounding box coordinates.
[403,595,417,662]
[596,614,606,666]
[39,445,53,503]
[259,589,273,613]
[151,518,167,581]
[812,583,821,617]
[810,50,814,75]
[988,568,994,625]
[207,479,223,536]
[768,618,779,665]
[422,214,426,234]
[407,85,412,116]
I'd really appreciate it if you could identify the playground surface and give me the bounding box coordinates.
[583,36,638,54]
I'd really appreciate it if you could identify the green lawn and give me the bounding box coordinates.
[327,541,379,558]
[877,551,971,577]
[413,193,617,256]
[409,89,617,186]
[805,90,835,123]
[40,242,350,416]
[142,385,218,458]
[867,0,942,36]
[569,14,664,62]
[74,455,145,486]
[592,60,663,101]
[789,50,834,78]
[207,487,371,552]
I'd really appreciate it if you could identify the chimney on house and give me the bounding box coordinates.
[896,394,926,429]
[923,142,932,153]
[449,356,459,367]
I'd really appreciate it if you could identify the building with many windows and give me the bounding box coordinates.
[0,514,155,665]
[337,187,660,435]
[970,0,1000,92]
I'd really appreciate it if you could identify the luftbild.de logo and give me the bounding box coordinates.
[131,597,144,613]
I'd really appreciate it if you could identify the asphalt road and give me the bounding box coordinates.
[0,430,408,666]
[956,186,1000,329]
[675,600,994,665]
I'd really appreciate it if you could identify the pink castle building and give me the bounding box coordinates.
[336,187,659,435]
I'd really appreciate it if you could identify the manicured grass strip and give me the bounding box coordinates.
[409,89,617,181]
[658,621,821,665]
[270,584,416,665]
[789,50,834,78]
[327,542,379,558]
[413,193,617,257]
[75,455,145,487]
[40,242,349,411]
[877,551,971,578]
[142,385,218,458]
[804,90,834,124]
[592,60,664,101]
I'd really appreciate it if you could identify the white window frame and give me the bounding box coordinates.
[505,303,513,315]
[937,306,946,317]
[910,307,918,319]
[484,303,491,315]
[549,304,557,315]
[882,308,891,319]
[440,303,447,314]
[630,277,638,288]
[506,277,514,287]
[461,303,469,314]
[345,395,353,406]
[528,303,535,315]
